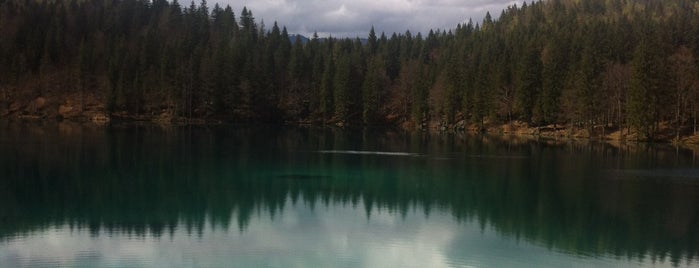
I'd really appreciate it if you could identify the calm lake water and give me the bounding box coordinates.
[1,122,698,267]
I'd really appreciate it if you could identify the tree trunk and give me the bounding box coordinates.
[80,78,85,112]
[617,98,622,128]
[677,88,681,141]
[694,107,697,135]
[602,123,606,138]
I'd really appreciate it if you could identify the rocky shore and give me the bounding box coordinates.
[3,92,699,148]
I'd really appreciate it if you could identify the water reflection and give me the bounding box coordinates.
[0,122,698,267]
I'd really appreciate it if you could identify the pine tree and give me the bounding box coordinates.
[515,41,541,123]
[539,36,567,125]
[333,52,351,121]
[362,57,385,124]
[628,29,665,140]
[319,50,334,119]
[367,26,378,55]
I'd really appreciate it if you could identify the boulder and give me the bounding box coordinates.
[27,97,47,113]
[33,97,46,109]
[9,101,22,113]
[454,120,466,131]
[58,104,73,115]
[153,110,174,123]
[90,113,110,123]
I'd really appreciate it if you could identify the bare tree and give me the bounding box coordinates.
[600,62,631,131]
[668,46,699,139]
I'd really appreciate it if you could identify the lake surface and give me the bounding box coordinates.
[1,122,698,267]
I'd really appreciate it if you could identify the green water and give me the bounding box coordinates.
[1,122,698,267]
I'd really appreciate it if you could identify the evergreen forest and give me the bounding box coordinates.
[1,0,699,140]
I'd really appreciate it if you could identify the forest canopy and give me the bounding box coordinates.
[1,0,698,139]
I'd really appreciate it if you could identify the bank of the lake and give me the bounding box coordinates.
[3,94,699,150]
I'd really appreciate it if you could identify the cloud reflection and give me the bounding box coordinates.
[0,199,687,268]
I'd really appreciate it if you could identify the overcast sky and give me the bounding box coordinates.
[212,0,523,38]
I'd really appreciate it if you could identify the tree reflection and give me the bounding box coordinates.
[0,122,697,263]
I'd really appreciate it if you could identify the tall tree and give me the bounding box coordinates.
[628,28,667,140]
[515,41,542,123]
[668,46,699,138]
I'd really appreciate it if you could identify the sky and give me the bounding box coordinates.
[213,0,523,38]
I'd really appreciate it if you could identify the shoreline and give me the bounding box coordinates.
[3,94,698,149]
[3,114,699,152]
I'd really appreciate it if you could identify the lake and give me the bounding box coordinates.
[1,122,698,267]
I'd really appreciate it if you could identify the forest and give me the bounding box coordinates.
[1,0,699,140]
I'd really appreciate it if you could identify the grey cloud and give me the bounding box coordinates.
[212,0,523,37]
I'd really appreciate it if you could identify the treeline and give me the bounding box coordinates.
[1,0,699,138]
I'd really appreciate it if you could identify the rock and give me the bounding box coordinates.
[27,97,47,113]
[502,123,514,133]
[0,101,7,116]
[90,113,110,123]
[385,114,399,123]
[572,128,590,138]
[17,114,41,120]
[58,104,73,116]
[153,110,174,123]
[33,97,46,109]
[400,120,415,130]
[455,120,466,131]
[9,102,21,113]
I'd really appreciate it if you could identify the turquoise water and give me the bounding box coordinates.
[1,123,698,267]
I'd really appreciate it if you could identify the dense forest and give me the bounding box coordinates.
[1,0,699,140]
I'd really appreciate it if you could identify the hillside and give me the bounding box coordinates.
[1,0,699,142]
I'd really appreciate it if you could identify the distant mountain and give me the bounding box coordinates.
[288,34,309,44]
[288,34,368,45]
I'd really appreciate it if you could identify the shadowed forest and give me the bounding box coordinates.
[1,0,699,140]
